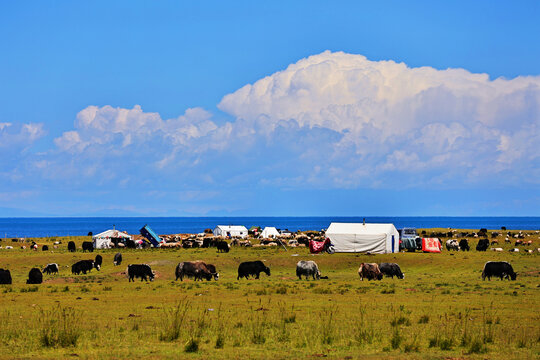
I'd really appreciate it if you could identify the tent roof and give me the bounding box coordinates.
[215,225,248,231]
[326,222,397,234]
[93,229,132,239]
[262,226,279,233]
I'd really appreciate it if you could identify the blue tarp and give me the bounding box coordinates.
[139,224,162,247]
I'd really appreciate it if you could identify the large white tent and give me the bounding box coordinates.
[325,222,400,254]
[92,229,132,249]
[261,227,280,238]
[213,225,248,238]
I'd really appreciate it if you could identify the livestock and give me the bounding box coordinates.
[446,239,460,251]
[0,269,12,284]
[72,260,95,275]
[379,263,404,279]
[217,240,230,253]
[237,261,270,280]
[43,263,59,275]
[358,263,383,281]
[26,268,43,284]
[482,261,517,281]
[296,260,321,280]
[42,245,49,251]
[68,241,76,252]
[127,264,155,282]
[509,248,519,252]
[204,263,219,279]
[94,255,102,270]
[459,239,470,251]
[491,247,504,252]
[82,241,93,252]
[175,261,218,281]
[476,239,489,251]
[113,253,122,266]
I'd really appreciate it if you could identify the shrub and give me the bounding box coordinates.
[403,340,419,353]
[184,338,199,352]
[159,300,190,342]
[439,337,454,350]
[418,315,429,324]
[215,334,225,349]
[390,315,411,327]
[39,305,81,348]
[390,327,402,349]
[468,339,488,354]
[321,308,337,345]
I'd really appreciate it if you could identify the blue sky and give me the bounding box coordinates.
[0,1,539,216]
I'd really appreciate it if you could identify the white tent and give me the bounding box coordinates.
[213,225,248,238]
[92,229,132,249]
[261,227,280,238]
[325,222,400,254]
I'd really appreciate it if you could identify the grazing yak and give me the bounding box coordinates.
[82,241,93,252]
[446,239,460,251]
[68,241,76,252]
[94,255,102,270]
[379,263,404,279]
[296,260,321,280]
[476,239,489,251]
[43,263,59,275]
[358,263,383,281]
[72,260,95,275]
[26,268,43,284]
[42,245,49,251]
[237,261,270,280]
[217,240,230,253]
[113,253,122,266]
[0,268,12,284]
[459,239,470,251]
[127,264,155,282]
[482,261,517,281]
[175,261,218,281]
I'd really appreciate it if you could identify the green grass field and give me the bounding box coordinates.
[1,230,539,359]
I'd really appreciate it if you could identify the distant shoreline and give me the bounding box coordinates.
[1,216,539,238]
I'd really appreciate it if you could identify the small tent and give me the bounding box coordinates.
[325,222,400,254]
[213,225,248,238]
[92,229,132,249]
[261,227,280,238]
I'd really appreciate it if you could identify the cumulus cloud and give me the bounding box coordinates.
[0,122,45,148]
[31,51,539,191]
[218,51,540,186]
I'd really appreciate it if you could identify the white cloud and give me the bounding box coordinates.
[36,51,539,190]
[0,122,45,148]
[218,50,540,186]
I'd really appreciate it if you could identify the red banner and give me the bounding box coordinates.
[422,238,441,253]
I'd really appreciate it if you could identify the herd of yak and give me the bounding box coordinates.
[0,248,518,285]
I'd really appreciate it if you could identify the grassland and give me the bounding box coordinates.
[0,230,539,359]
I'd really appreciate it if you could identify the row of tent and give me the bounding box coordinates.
[212,225,284,238]
[92,222,416,254]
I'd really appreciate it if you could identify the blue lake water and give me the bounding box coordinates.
[0,217,539,238]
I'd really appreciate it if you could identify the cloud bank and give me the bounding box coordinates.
[2,51,539,214]
[218,51,540,186]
